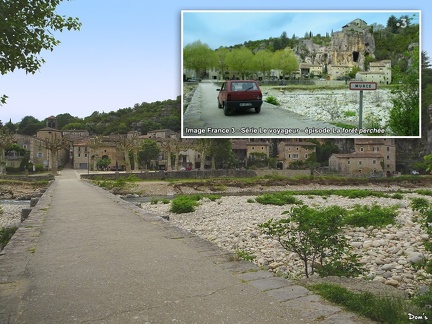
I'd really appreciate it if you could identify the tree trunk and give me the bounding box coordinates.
[133,149,139,172]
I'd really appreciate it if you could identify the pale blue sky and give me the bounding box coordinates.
[0,0,429,123]
[183,11,420,50]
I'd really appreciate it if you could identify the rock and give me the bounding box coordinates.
[382,264,395,271]
[385,279,399,287]
[407,252,425,264]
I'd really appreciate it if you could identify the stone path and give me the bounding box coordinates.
[0,169,374,323]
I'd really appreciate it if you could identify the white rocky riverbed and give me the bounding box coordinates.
[263,87,394,129]
[0,202,29,228]
[142,193,432,295]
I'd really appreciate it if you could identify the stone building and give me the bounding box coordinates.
[277,140,316,169]
[329,138,396,176]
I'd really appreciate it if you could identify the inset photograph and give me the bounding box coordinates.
[181,10,421,138]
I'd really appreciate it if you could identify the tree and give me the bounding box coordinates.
[38,132,69,175]
[272,48,299,80]
[215,47,230,80]
[253,50,273,80]
[226,47,254,79]
[0,0,81,104]
[17,116,44,135]
[183,40,216,79]
[388,46,420,136]
[208,139,235,169]
[259,205,362,278]
[138,139,160,170]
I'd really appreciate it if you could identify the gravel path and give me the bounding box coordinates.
[142,192,432,296]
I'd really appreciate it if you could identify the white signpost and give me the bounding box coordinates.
[349,82,377,129]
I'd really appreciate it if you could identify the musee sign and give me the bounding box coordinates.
[349,82,377,90]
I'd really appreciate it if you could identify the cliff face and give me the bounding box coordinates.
[295,19,375,70]
[329,30,375,68]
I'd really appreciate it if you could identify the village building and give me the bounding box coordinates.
[277,140,316,169]
[329,138,396,176]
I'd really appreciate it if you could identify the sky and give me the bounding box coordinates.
[0,0,430,124]
[183,11,421,50]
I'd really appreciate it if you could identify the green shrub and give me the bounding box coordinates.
[205,194,221,201]
[247,198,255,203]
[255,192,302,205]
[265,95,280,106]
[170,196,199,213]
[0,226,18,250]
[150,198,159,204]
[161,199,170,204]
[343,204,398,228]
[410,197,430,212]
[259,205,361,278]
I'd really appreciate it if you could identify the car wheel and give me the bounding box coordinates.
[255,106,261,114]
[223,102,230,116]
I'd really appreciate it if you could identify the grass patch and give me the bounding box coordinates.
[0,226,18,250]
[255,192,302,205]
[343,203,399,228]
[235,249,256,261]
[264,95,280,106]
[308,283,409,323]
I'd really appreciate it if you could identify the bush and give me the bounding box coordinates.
[170,196,199,213]
[343,204,398,228]
[259,205,362,278]
[0,226,18,251]
[265,95,280,106]
[255,192,302,206]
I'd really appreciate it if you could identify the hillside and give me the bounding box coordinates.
[11,96,181,136]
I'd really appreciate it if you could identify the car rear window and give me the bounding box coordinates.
[231,82,258,91]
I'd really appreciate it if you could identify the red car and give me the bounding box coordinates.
[217,80,263,116]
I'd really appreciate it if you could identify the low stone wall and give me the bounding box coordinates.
[0,174,54,182]
[81,169,257,181]
[254,169,311,177]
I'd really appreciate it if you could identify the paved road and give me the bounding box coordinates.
[183,82,347,137]
[0,170,373,323]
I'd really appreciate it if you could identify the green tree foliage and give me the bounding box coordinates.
[253,49,273,79]
[138,139,160,169]
[183,40,216,79]
[97,157,111,170]
[56,113,82,129]
[309,140,340,166]
[208,139,235,169]
[17,116,44,135]
[0,0,81,104]
[259,205,362,278]
[214,47,230,79]
[388,46,420,136]
[272,48,299,79]
[226,47,254,79]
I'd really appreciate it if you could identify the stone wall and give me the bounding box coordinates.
[81,169,257,181]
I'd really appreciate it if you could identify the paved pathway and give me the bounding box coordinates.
[0,170,374,323]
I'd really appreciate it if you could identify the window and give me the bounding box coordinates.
[37,152,43,158]
[305,154,308,159]
[387,147,390,152]
[359,161,362,165]
[292,154,299,159]
[373,160,376,164]
[387,155,390,160]
[347,160,351,165]
[360,147,364,152]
